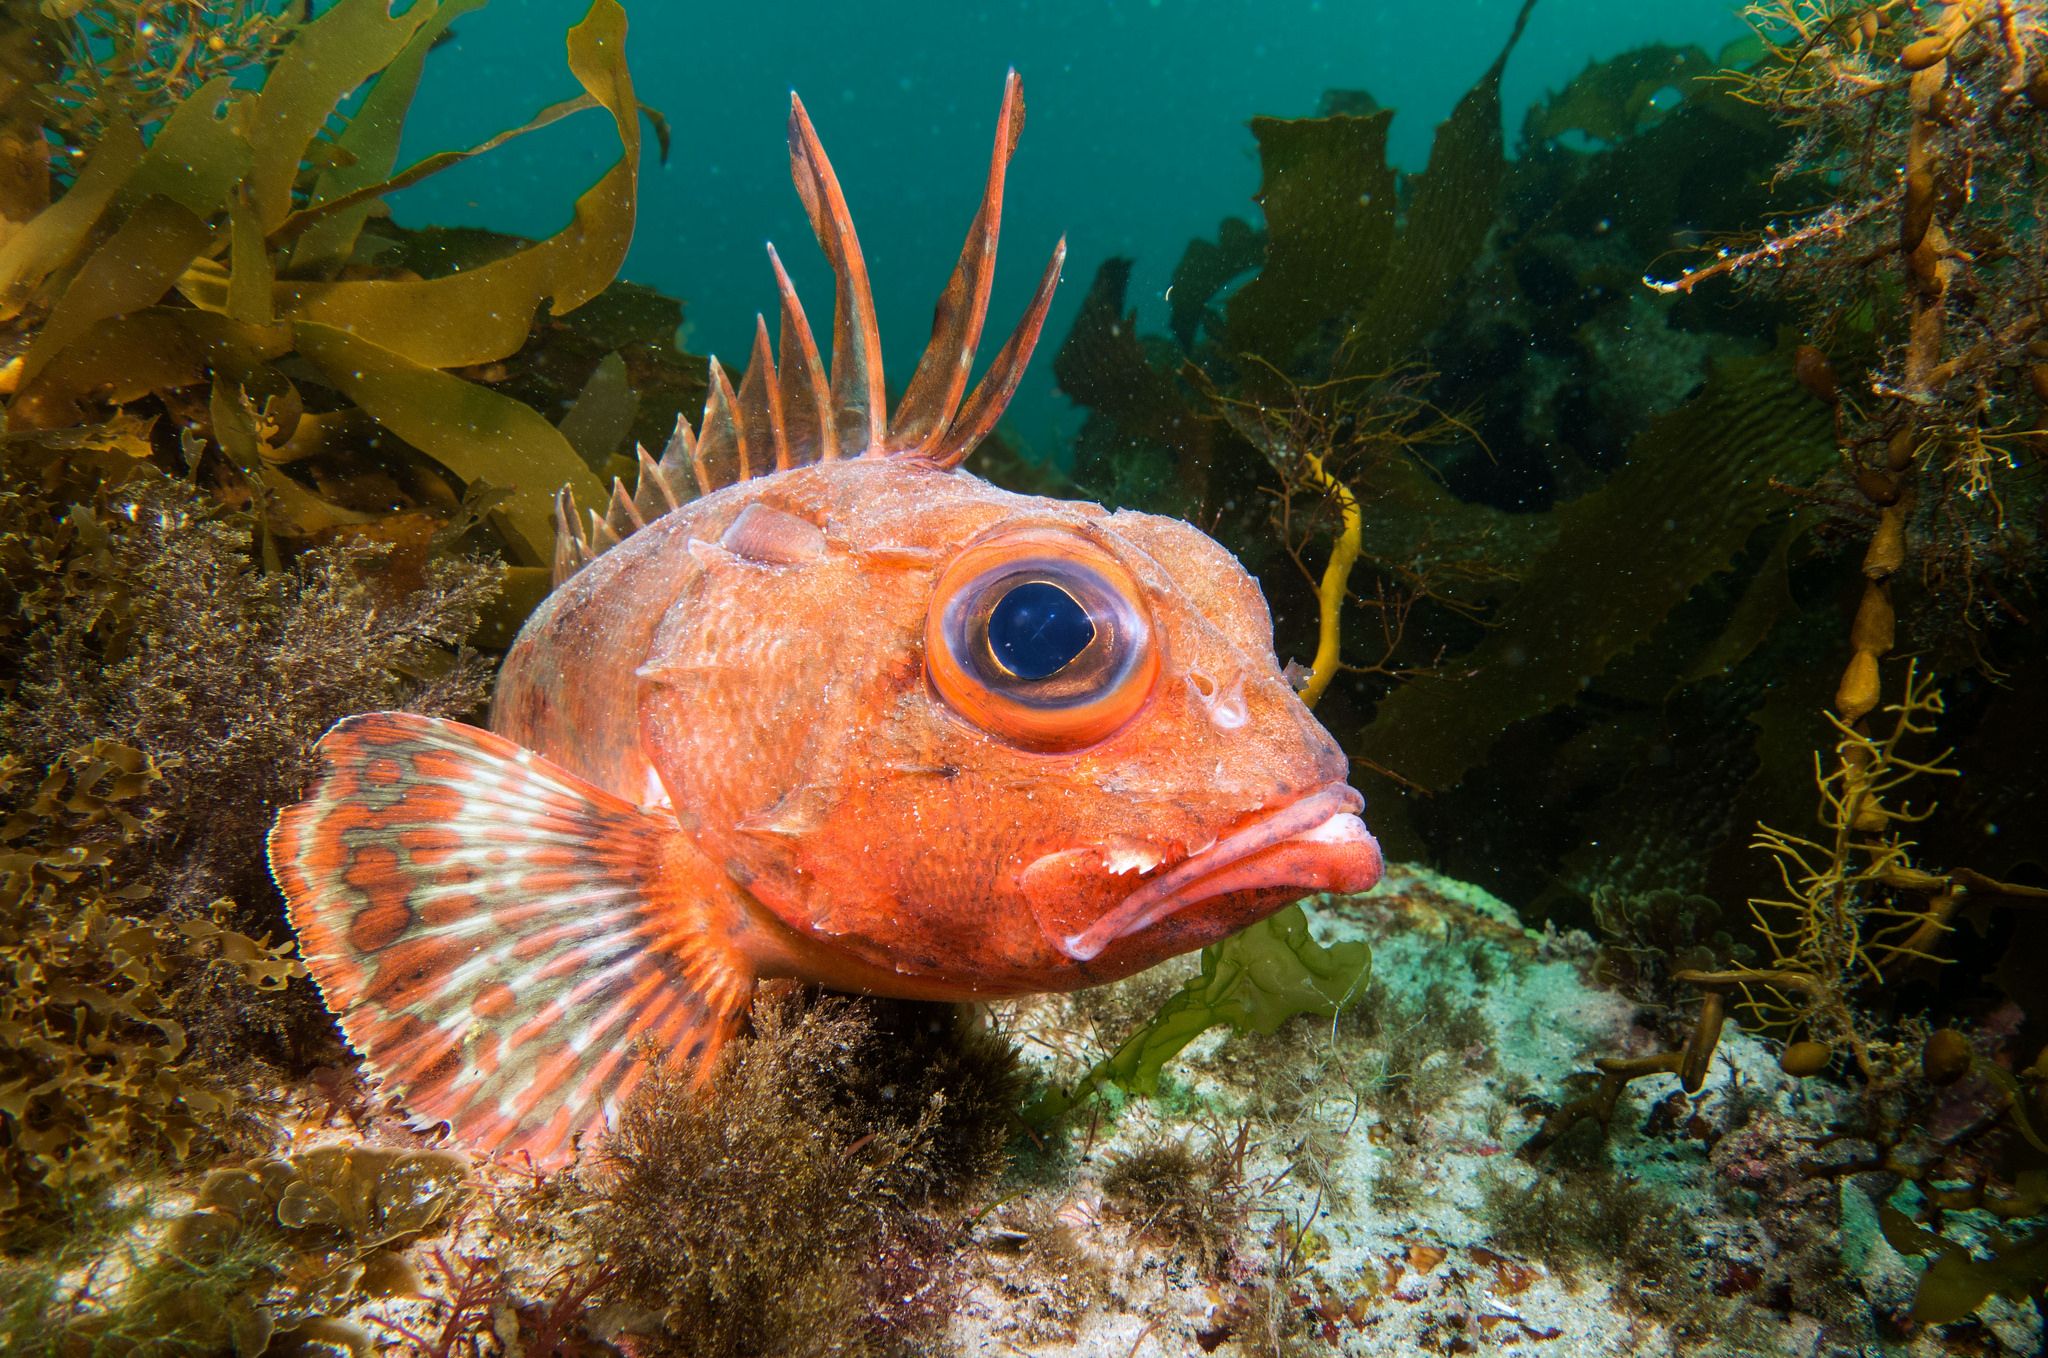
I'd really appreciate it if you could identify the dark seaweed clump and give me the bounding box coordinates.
[1100,1136,1248,1274]
[2,448,497,940]
[570,987,1022,1358]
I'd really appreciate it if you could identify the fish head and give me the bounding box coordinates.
[638,460,1383,994]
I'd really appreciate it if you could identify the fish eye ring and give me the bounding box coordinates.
[926,527,1159,750]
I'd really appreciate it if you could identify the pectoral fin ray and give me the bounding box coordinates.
[268,712,755,1166]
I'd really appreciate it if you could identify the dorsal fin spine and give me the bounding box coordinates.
[555,75,1063,579]
[692,361,743,495]
[943,235,1067,466]
[889,69,1023,457]
[769,243,837,466]
[737,316,789,472]
[788,90,887,458]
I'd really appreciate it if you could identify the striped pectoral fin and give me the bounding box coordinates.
[268,712,754,1167]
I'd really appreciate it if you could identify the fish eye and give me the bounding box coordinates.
[926,526,1159,751]
[988,581,1093,680]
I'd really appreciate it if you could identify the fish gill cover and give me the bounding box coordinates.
[0,0,2045,1354]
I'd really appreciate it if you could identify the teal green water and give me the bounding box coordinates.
[391,0,1746,444]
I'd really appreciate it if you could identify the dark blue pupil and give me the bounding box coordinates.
[988,581,1094,680]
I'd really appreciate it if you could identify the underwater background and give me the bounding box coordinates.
[391,0,1752,447]
[2,1,2046,1356]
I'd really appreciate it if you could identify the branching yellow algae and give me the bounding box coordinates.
[32,0,298,153]
[0,742,297,1229]
[1295,449,1360,709]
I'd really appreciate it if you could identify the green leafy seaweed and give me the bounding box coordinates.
[1878,1190,2048,1325]
[1025,903,1371,1123]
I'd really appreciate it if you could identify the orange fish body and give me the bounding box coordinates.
[270,74,1382,1166]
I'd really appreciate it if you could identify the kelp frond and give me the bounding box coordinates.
[1,0,675,585]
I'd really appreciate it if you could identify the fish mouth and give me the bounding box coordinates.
[1059,783,1383,962]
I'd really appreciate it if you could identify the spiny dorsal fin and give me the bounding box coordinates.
[551,70,1063,587]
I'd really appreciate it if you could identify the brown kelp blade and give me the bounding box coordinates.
[887,68,1025,457]
[789,91,887,459]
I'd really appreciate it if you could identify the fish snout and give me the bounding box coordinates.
[1288,680,1354,787]
[1030,784,1382,965]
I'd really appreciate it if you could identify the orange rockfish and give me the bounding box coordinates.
[269,72,1383,1166]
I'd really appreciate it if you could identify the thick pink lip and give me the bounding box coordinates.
[1060,783,1383,962]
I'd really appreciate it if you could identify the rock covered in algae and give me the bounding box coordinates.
[14,863,2041,1358]
[943,865,2044,1358]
